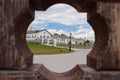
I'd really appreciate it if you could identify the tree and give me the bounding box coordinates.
[61,34,66,36]
[84,39,90,46]
[54,33,59,35]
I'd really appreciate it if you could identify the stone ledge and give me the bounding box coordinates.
[1,64,120,80]
[0,64,41,80]
[79,65,120,80]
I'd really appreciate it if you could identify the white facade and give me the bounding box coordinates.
[26,29,76,46]
[26,29,54,46]
[75,38,86,44]
[53,34,76,45]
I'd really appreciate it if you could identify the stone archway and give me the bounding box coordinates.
[0,0,120,71]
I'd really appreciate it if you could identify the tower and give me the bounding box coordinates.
[30,26,33,32]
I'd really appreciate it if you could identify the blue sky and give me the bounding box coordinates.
[29,4,95,41]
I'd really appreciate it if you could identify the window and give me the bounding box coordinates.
[40,35,42,38]
[43,36,45,38]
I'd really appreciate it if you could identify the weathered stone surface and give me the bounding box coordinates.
[0,1,120,80]
[37,64,84,80]
[87,2,120,70]
[30,0,96,12]
[1,64,120,80]
[0,0,34,69]
[79,65,120,80]
[0,64,41,80]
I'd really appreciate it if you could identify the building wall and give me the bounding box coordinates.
[26,30,54,46]
[26,30,90,46]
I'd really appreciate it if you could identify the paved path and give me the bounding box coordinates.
[33,49,91,73]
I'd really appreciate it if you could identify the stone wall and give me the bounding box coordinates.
[1,64,120,80]
[0,0,34,69]
[0,0,120,80]
[87,2,120,70]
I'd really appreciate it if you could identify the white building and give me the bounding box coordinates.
[75,38,86,44]
[26,29,76,46]
[53,34,76,45]
[26,29,54,46]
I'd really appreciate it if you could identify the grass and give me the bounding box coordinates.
[57,44,91,47]
[27,43,71,55]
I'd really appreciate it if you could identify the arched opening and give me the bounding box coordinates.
[1,1,120,79]
[26,3,95,72]
[12,0,111,71]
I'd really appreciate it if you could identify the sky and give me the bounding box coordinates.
[28,4,95,41]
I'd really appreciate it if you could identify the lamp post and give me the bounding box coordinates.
[69,33,72,52]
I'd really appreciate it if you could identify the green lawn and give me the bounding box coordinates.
[57,44,91,47]
[27,43,71,55]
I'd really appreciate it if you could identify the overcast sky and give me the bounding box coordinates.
[29,4,95,41]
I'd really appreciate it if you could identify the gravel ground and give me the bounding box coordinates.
[33,48,91,73]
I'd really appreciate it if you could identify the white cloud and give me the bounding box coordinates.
[48,29,68,35]
[28,20,48,30]
[47,27,95,41]
[72,26,95,40]
[35,4,87,25]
